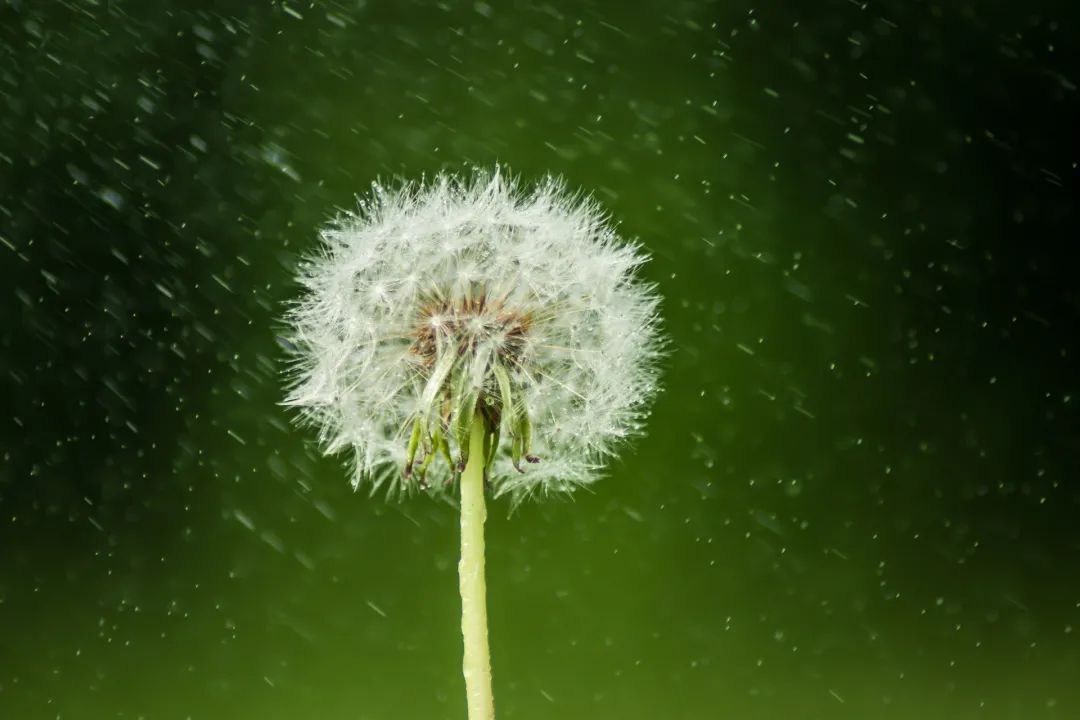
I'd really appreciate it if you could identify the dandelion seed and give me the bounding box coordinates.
[284,168,663,501]
[283,167,663,720]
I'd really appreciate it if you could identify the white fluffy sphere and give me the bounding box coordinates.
[284,169,662,501]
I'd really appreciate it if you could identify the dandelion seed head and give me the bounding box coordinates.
[284,168,663,501]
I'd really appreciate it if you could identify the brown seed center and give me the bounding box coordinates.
[409,295,531,368]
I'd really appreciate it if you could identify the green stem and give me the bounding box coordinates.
[459,414,495,720]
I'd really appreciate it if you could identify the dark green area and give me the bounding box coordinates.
[1,1,1078,718]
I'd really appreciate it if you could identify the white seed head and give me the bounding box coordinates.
[284,168,663,501]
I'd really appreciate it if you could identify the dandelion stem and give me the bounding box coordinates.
[459,414,495,720]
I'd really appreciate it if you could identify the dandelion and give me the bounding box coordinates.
[284,168,662,719]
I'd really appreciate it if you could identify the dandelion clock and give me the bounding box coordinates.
[284,169,663,719]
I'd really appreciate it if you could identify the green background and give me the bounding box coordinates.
[2,1,1078,718]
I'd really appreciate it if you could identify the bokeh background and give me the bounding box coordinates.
[2,1,1078,718]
